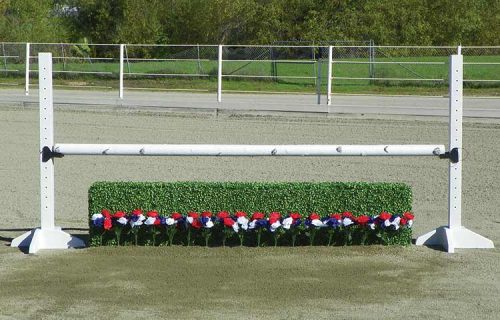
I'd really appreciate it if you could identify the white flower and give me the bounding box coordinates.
[282,217,293,230]
[368,223,376,230]
[186,216,194,224]
[311,219,324,227]
[408,220,413,227]
[145,217,157,225]
[270,221,281,232]
[237,216,249,225]
[117,217,128,225]
[166,218,176,226]
[204,220,214,228]
[240,223,248,231]
[91,213,103,221]
[342,218,353,227]
[232,223,239,233]
[383,219,391,228]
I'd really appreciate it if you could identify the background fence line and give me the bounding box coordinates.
[0,42,498,103]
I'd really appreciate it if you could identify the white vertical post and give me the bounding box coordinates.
[416,54,494,252]
[25,42,30,96]
[10,52,85,253]
[119,44,124,99]
[39,53,55,230]
[448,54,462,229]
[217,44,222,103]
[327,45,333,106]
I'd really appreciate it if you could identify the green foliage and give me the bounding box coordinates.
[0,0,67,42]
[89,181,412,217]
[1,0,498,45]
[88,181,413,246]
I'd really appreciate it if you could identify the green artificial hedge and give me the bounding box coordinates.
[88,181,413,246]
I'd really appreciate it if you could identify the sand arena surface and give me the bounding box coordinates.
[0,107,499,319]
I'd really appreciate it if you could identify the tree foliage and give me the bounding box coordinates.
[0,0,498,45]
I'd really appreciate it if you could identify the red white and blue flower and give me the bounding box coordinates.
[248,212,267,230]
[129,209,146,228]
[305,213,324,228]
[235,211,249,230]
[144,210,161,226]
[186,212,202,229]
[268,212,282,232]
[282,212,302,229]
[200,211,214,228]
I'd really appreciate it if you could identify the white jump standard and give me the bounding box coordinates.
[11,52,494,253]
[415,53,493,252]
[11,53,85,253]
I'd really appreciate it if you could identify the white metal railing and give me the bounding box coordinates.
[0,43,498,103]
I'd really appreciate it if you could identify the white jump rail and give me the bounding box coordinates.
[54,144,445,157]
[11,52,494,254]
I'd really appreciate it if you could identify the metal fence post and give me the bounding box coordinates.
[119,44,124,99]
[217,44,222,103]
[327,46,333,106]
[25,42,30,96]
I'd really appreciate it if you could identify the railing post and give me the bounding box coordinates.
[327,46,333,106]
[119,44,124,99]
[217,44,222,103]
[25,42,30,96]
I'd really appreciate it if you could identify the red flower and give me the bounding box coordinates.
[188,212,199,219]
[113,211,126,218]
[290,212,302,220]
[356,215,370,225]
[269,212,281,224]
[217,211,230,219]
[309,213,320,220]
[101,209,111,218]
[379,212,392,220]
[330,213,342,221]
[154,218,161,225]
[223,217,235,227]
[403,212,414,220]
[147,210,159,218]
[400,218,408,226]
[171,212,182,220]
[201,211,212,218]
[132,209,143,216]
[235,211,247,218]
[191,219,202,229]
[342,211,354,218]
[251,212,265,221]
[103,218,112,230]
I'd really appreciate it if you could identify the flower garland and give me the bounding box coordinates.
[90,209,414,247]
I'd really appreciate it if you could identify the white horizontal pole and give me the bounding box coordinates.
[54,144,445,157]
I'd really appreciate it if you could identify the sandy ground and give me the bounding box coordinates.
[0,106,499,319]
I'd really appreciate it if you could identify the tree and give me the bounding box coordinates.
[0,0,67,42]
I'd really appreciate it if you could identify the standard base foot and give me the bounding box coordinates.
[11,227,86,254]
[416,226,494,253]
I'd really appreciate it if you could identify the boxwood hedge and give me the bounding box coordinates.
[88,181,413,246]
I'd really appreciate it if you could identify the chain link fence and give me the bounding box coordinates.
[0,42,498,95]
